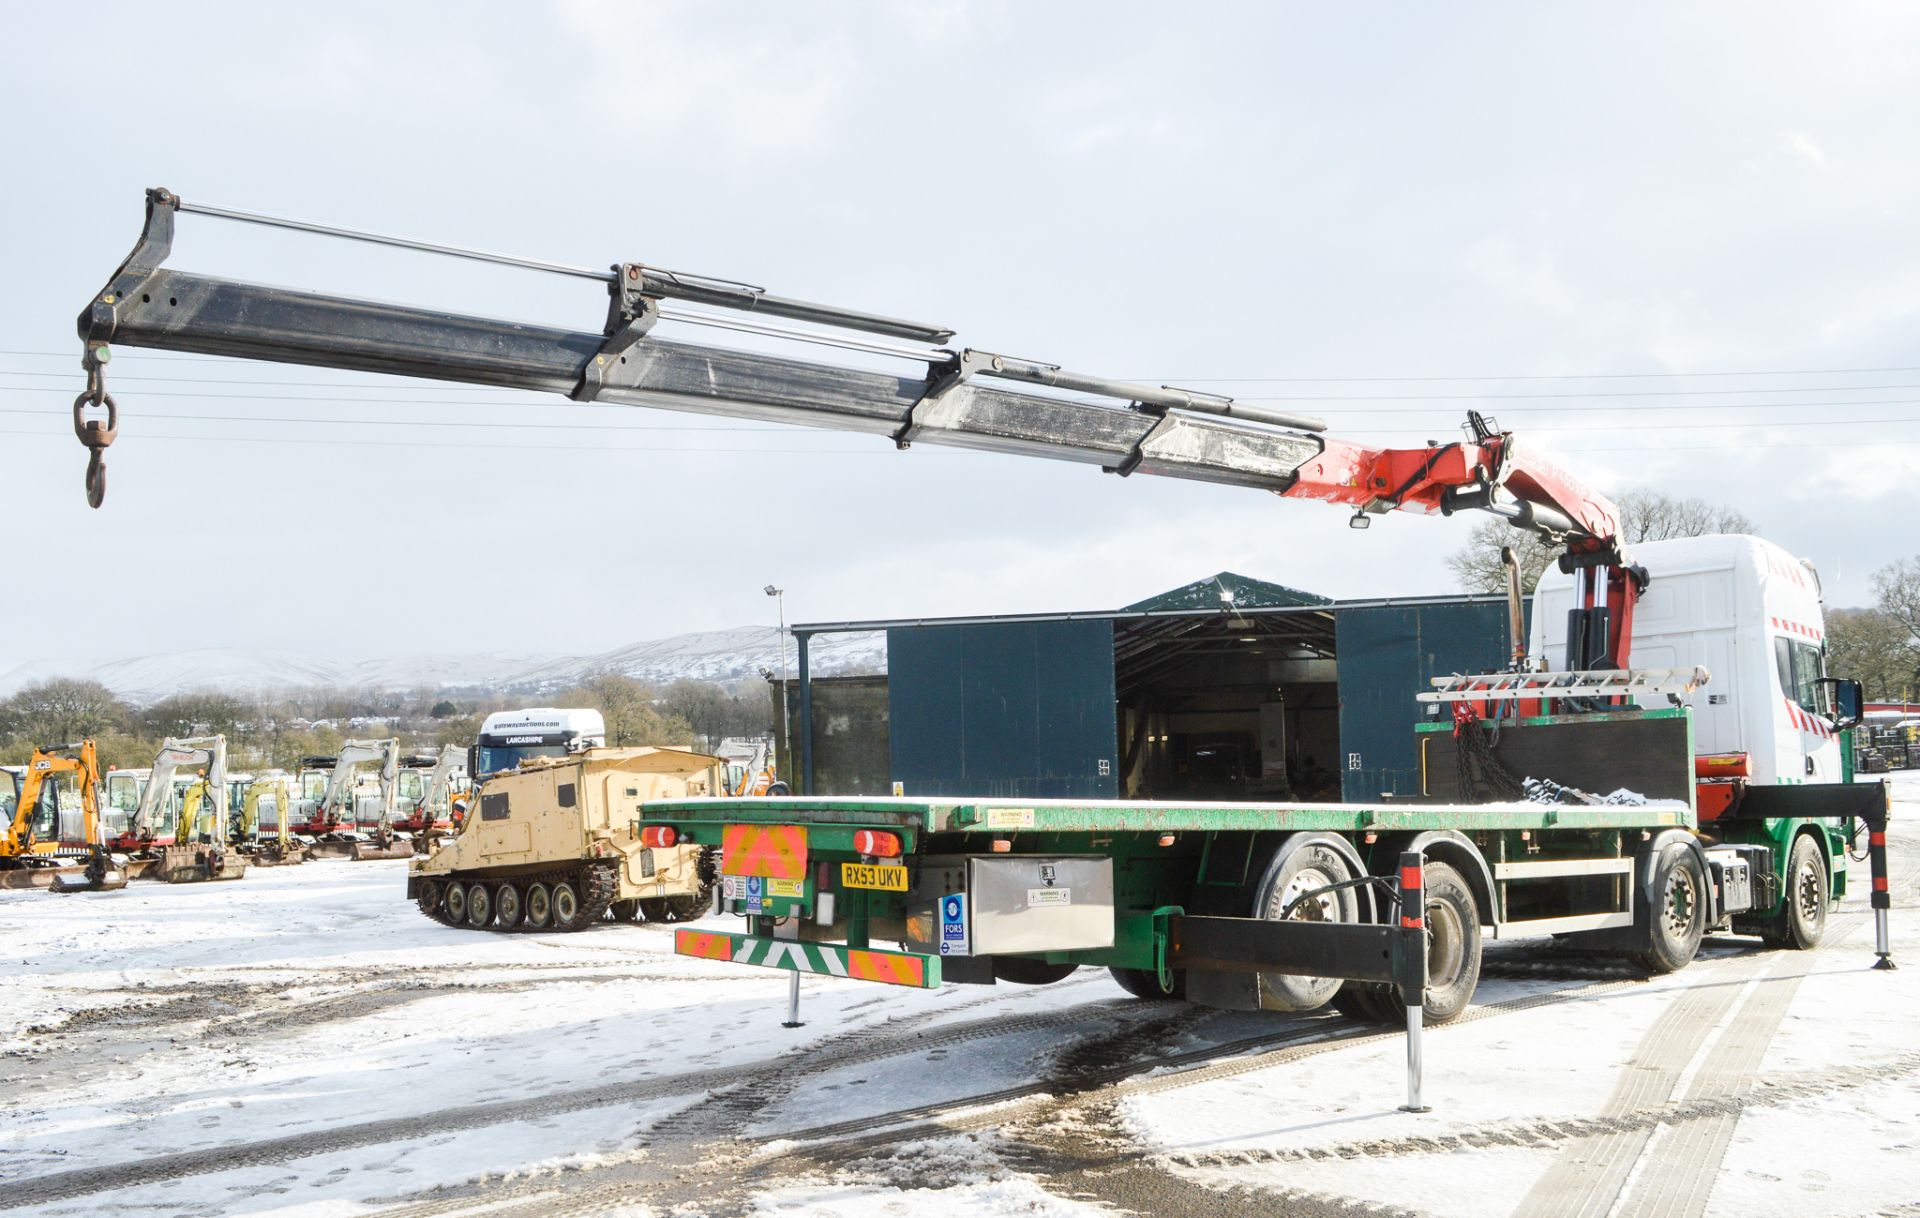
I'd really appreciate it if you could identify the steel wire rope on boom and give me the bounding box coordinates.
[75,187,1640,657]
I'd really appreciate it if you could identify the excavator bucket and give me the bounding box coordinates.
[1,865,70,891]
[242,842,304,867]
[49,850,129,893]
[146,843,248,883]
[304,838,359,861]
[350,835,414,861]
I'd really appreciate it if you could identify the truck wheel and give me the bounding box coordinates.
[992,958,1078,985]
[551,880,582,930]
[444,879,468,925]
[1331,863,1481,1026]
[524,883,552,929]
[1109,966,1184,1000]
[495,883,524,930]
[608,899,640,923]
[1419,862,1482,1023]
[1254,841,1361,1012]
[1632,843,1707,973]
[465,881,494,929]
[1762,834,1828,950]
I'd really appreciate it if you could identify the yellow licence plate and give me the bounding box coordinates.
[841,862,908,892]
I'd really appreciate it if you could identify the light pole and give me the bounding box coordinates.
[765,585,791,784]
[765,583,802,1028]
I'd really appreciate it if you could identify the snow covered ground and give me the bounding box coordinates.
[1,781,1915,1218]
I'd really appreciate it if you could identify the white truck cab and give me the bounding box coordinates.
[1533,534,1840,784]
[473,708,608,776]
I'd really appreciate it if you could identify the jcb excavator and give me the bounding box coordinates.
[122,736,248,882]
[231,774,302,866]
[299,738,412,860]
[2,742,127,892]
[67,189,1641,673]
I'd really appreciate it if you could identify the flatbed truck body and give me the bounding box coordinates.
[641,705,1890,1018]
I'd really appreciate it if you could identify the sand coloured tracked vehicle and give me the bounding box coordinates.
[409,746,722,932]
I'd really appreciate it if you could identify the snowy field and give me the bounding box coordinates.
[2,784,1916,1218]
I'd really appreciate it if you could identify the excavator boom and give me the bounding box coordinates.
[73,189,1637,665]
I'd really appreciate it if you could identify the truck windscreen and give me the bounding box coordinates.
[475,744,568,775]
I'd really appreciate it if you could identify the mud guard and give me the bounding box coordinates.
[1186,831,1371,1013]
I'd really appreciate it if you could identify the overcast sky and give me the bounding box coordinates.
[4,2,1918,670]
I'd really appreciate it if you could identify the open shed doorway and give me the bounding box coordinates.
[1113,606,1342,802]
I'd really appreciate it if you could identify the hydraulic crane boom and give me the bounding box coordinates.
[73,188,1641,667]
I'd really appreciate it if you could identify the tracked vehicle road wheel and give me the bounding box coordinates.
[524,883,552,929]
[1762,834,1828,951]
[551,880,581,930]
[465,881,494,929]
[609,899,640,923]
[495,883,523,930]
[638,898,670,922]
[444,879,468,925]
[663,894,708,922]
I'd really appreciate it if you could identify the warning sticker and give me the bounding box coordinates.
[1027,888,1071,907]
[985,807,1036,830]
[766,878,805,899]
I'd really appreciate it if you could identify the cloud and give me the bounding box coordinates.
[1781,129,1828,168]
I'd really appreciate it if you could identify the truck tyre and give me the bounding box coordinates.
[1762,834,1828,950]
[444,879,468,926]
[465,881,494,929]
[524,883,552,929]
[1109,966,1184,1001]
[495,883,524,930]
[1417,862,1481,1023]
[1632,843,1708,973]
[1254,841,1361,1012]
[552,879,583,930]
[1331,863,1481,1025]
[992,958,1079,985]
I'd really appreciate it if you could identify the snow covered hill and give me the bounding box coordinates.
[0,627,887,703]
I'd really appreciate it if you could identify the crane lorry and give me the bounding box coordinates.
[68,189,1893,1019]
[121,737,247,882]
[1,743,126,892]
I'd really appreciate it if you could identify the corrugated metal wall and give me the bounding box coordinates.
[887,620,1119,798]
[1336,602,1511,802]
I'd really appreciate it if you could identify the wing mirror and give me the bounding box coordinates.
[1816,677,1864,730]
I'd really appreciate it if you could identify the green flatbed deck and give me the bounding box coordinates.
[638,795,1696,836]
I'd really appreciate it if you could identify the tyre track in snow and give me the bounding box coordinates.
[360,967,1682,1218]
[1508,843,1916,1218]
[0,981,1104,1208]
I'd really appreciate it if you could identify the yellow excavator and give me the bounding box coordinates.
[231,774,302,865]
[1,741,127,892]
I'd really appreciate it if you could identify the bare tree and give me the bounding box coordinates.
[0,678,132,745]
[559,672,694,748]
[1826,607,1918,701]
[1446,490,1754,595]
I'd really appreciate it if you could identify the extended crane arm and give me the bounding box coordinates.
[74,189,1638,666]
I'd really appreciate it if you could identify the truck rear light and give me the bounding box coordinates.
[853,829,901,857]
[639,826,677,848]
